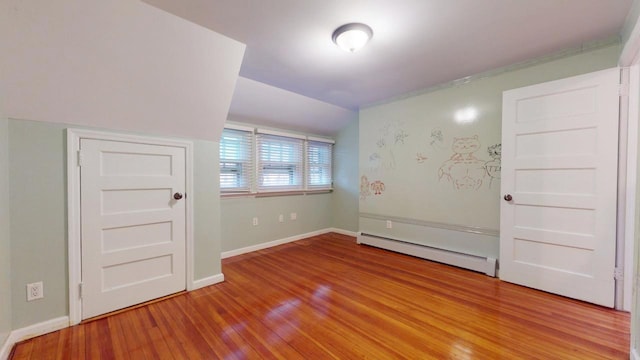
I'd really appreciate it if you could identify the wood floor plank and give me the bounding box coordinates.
[9,233,630,359]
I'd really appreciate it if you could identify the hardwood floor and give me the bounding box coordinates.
[10,233,630,359]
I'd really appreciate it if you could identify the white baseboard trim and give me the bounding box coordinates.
[328,228,358,237]
[0,316,69,360]
[632,348,640,360]
[0,335,10,360]
[222,228,337,259]
[192,273,225,290]
[221,228,359,259]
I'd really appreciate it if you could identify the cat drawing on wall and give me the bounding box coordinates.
[485,144,501,188]
[438,135,486,190]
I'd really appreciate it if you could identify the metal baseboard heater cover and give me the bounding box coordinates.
[357,233,497,277]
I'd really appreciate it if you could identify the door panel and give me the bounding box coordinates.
[500,68,619,307]
[81,139,186,319]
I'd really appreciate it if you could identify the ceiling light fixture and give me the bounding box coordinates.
[332,23,373,53]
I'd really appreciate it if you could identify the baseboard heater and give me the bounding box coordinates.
[357,233,497,277]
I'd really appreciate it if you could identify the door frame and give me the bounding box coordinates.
[66,128,194,325]
[621,14,640,357]
[623,65,639,312]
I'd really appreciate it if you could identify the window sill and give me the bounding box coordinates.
[221,189,333,199]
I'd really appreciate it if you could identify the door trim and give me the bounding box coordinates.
[66,129,194,325]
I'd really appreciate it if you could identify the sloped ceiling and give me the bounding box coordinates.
[145,0,632,135]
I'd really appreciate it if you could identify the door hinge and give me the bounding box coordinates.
[614,267,623,281]
[79,283,83,299]
[619,83,629,97]
[77,150,85,167]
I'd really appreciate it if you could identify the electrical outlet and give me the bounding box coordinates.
[252,217,259,226]
[386,220,393,229]
[290,212,297,220]
[27,281,44,301]
[279,214,284,223]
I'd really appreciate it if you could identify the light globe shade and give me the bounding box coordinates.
[332,23,373,53]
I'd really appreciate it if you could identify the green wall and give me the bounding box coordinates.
[9,120,67,328]
[219,120,351,254]
[220,193,332,253]
[358,43,621,256]
[0,117,11,345]
[193,140,222,279]
[7,118,222,328]
[332,117,359,232]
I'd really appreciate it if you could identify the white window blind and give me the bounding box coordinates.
[307,140,333,189]
[257,133,304,191]
[220,128,253,192]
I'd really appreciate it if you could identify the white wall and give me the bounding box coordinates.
[0,0,245,141]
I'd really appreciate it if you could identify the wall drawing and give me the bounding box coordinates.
[415,152,428,163]
[485,143,501,188]
[368,153,381,172]
[360,175,372,200]
[395,130,409,144]
[369,120,406,172]
[429,127,446,151]
[438,135,486,190]
[368,150,396,172]
[380,121,402,137]
[370,180,386,195]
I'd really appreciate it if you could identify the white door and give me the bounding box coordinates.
[500,68,619,307]
[80,139,186,319]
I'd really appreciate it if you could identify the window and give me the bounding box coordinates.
[307,140,333,189]
[219,128,253,192]
[220,126,333,195]
[257,133,304,191]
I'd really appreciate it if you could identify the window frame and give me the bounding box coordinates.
[219,126,254,193]
[219,126,334,197]
[256,132,305,192]
[306,137,334,190]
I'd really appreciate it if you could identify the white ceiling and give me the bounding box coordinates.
[228,77,356,136]
[145,0,632,135]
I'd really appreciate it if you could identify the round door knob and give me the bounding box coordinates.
[173,192,183,200]
[504,194,512,201]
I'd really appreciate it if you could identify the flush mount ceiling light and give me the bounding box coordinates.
[332,23,373,53]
